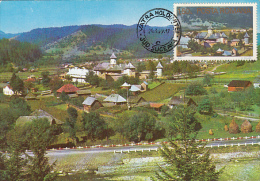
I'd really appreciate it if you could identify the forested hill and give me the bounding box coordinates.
[2,24,173,57]
[0,31,20,39]
[0,38,42,66]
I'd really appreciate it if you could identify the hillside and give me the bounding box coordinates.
[140,83,186,102]
[7,24,173,59]
[0,31,20,39]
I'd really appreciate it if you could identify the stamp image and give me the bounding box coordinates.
[137,8,181,53]
[173,3,257,61]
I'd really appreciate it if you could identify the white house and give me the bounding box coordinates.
[3,85,15,96]
[67,67,89,83]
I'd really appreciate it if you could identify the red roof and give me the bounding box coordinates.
[150,103,164,108]
[56,84,80,93]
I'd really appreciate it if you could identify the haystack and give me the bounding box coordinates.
[241,120,252,133]
[255,121,260,132]
[224,125,229,131]
[229,119,240,134]
[209,129,214,135]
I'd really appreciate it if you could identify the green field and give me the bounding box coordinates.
[140,83,186,102]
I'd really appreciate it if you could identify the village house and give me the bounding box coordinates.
[103,93,126,105]
[82,97,103,112]
[56,84,80,97]
[3,85,22,96]
[228,80,252,92]
[3,85,15,96]
[66,67,89,83]
[128,96,147,107]
[76,89,91,97]
[168,96,197,109]
[16,109,63,126]
[25,92,37,100]
[150,103,164,112]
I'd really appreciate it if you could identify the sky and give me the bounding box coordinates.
[0,0,259,34]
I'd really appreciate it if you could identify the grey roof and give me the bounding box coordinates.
[30,109,63,124]
[121,82,131,87]
[222,51,232,56]
[68,94,78,98]
[25,92,37,99]
[129,85,141,92]
[77,89,91,95]
[208,25,213,30]
[93,62,110,71]
[156,62,163,68]
[206,34,217,40]
[82,97,97,106]
[168,96,196,106]
[244,32,250,38]
[103,94,126,103]
[16,116,54,125]
[142,81,148,85]
[110,53,117,59]
[125,62,135,69]
[216,48,223,52]
[195,32,207,39]
[221,32,227,38]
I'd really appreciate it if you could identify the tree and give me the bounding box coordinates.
[203,74,214,86]
[154,107,222,180]
[198,97,213,114]
[60,91,69,102]
[26,118,57,181]
[65,107,78,142]
[186,82,207,96]
[124,112,163,142]
[85,71,101,86]
[10,73,24,95]
[41,71,51,87]
[5,125,29,181]
[81,112,108,142]
[161,105,169,117]
[9,97,31,117]
[49,76,63,92]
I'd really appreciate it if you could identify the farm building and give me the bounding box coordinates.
[56,84,80,97]
[168,96,197,109]
[227,80,252,92]
[16,109,63,125]
[150,103,164,112]
[82,97,103,112]
[103,94,126,105]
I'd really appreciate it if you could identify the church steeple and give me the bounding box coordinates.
[110,53,117,66]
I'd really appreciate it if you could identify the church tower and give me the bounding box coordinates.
[110,53,117,66]
[156,62,163,77]
[244,32,249,45]
[208,25,213,36]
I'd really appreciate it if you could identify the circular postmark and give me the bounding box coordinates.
[137,8,181,53]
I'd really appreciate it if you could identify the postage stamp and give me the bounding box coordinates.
[173,3,257,61]
[137,8,181,53]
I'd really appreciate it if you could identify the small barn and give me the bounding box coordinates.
[168,96,197,109]
[103,94,127,105]
[16,109,63,125]
[56,84,80,97]
[25,92,37,100]
[76,89,91,97]
[150,103,164,112]
[82,97,103,112]
[228,80,252,92]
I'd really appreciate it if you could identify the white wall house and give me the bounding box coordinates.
[67,67,89,83]
[3,85,14,96]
